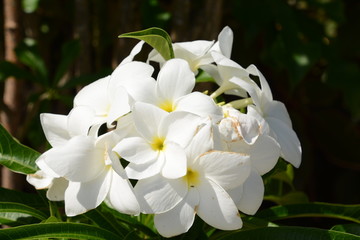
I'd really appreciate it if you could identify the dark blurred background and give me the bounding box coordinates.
[0,0,359,205]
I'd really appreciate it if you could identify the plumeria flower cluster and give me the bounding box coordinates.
[27,26,301,237]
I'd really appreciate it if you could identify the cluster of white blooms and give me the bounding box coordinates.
[27,27,301,237]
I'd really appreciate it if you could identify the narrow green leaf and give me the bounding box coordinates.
[332,224,360,236]
[119,27,174,60]
[53,40,81,86]
[264,191,309,205]
[101,204,157,237]
[0,61,36,82]
[0,124,39,174]
[0,212,39,226]
[84,208,127,237]
[196,70,216,83]
[15,41,48,86]
[213,226,360,240]
[256,202,360,224]
[0,188,47,209]
[0,202,47,222]
[0,222,121,240]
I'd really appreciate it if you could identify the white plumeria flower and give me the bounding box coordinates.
[148,58,223,122]
[28,106,96,201]
[114,102,202,180]
[202,51,252,99]
[134,121,251,237]
[148,26,233,73]
[27,170,68,201]
[217,106,281,215]
[230,65,302,167]
[74,60,156,127]
[34,107,139,216]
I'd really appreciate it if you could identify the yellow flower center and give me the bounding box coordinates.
[185,168,200,187]
[150,136,166,151]
[159,100,175,112]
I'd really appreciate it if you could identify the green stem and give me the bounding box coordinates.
[224,98,253,109]
[210,85,228,99]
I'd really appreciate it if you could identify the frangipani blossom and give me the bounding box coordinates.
[114,102,202,180]
[217,106,281,215]
[150,58,223,121]
[148,26,233,73]
[134,121,251,237]
[230,65,302,167]
[204,51,251,99]
[32,106,139,216]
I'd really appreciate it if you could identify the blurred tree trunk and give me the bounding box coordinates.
[1,0,26,190]
[111,0,142,67]
[171,0,224,42]
[74,0,91,76]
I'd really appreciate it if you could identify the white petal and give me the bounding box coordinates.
[133,102,168,141]
[176,92,223,122]
[266,117,302,168]
[156,59,195,100]
[73,76,110,115]
[197,151,251,189]
[197,179,242,230]
[160,111,200,147]
[235,169,264,215]
[218,26,233,58]
[26,170,53,189]
[107,169,140,215]
[175,40,214,58]
[185,119,214,161]
[36,151,61,178]
[44,136,105,182]
[110,61,156,103]
[162,142,187,179]
[67,106,96,137]
[40,113,70,147]
[134,174,187,214]
[246,64,273,101]
[154,187,199,238]
[47,177,68,201]
[237,113,260,145]
[113,137,157,165]
[229,76,261,106]
[264,100,292,128]
[125,157,164,180]
[111,61,154,85]
[250,134,281,175]
[106,86,131,127]
[64,169,111,216]
[120,41,145,65]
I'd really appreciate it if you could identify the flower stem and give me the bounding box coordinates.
[224,98,253,109]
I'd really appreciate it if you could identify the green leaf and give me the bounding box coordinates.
[256,202,360,224]
[0,61,36,82]
[15,40,48,86]
[213,226,360,240]
[332,224,360,236]
[0,212,39,227]
[0,202,47,222]
[54,40,81,86]
[22,0,40,13]
[0,222,121,240]
[84,208,127,237]
[101,204,157,237]
[119,27,174,60]
[196,70,216,83]
[0,124,40,174]
[0,188,47,209]
[264,191,309,205]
